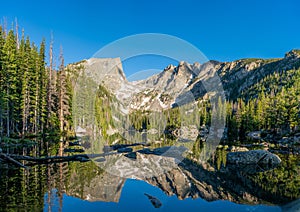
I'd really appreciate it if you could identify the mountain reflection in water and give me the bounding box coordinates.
[0,143,299,211]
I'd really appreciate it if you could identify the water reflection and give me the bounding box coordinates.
[0,140,299,211]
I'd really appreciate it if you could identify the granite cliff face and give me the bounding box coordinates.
[68,50,300,112]
[86,58,126,90]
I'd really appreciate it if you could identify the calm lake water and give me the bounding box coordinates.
[0,140,299,212]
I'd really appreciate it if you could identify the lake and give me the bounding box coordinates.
[0,140,299,212]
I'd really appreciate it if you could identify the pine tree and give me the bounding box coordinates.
[0,26,5,137]
[2,30,17,137]
[17,32,26,136]
[0,26,74,138]
[255,91,265,129]
[37,39,47,134]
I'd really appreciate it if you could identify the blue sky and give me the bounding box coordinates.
[0,0,299,75]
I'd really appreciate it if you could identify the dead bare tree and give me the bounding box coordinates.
[46,32,54,128]
[15,18,19,49]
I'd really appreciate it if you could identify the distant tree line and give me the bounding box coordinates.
[110,67,300,142]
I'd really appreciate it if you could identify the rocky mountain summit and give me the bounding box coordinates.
[68,50,300,113]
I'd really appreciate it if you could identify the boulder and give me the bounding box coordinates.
[227,150,281,165]
[247,131,262,140]
[228,146,249,152]
[103,145,113,153]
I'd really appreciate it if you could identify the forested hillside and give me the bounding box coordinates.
[0,26,73,139]
[225,66,300,141]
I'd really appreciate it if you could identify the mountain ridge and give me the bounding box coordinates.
[67,49,300,112]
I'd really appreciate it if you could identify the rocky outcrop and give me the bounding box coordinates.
[227,150,281,165]
[84,58,126,93]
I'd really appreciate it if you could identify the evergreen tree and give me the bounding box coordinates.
[0,26,5,138]
[2,30,17,137]
[37,39,47,134]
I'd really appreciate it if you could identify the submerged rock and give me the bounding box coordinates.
[103,145,113,153]
[227,150,281,165]
[144,193,162,208]
[117,147,133,153]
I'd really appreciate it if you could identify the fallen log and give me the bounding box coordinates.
[0,149,130,167]
[9,152,117,161]
[7,154,88,162]
[0,153,30,169]
[2,152,119,166]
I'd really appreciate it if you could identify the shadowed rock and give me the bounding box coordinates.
[281,199,300,212]
[144,193,162,208]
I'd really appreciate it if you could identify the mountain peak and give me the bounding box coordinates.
[164,64,176,72]
[284,49,300,60]
[67,49,300,111]
[78,57,127,93]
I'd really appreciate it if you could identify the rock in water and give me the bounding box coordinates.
[117,147,133,153]
[227,150,281,165]
[144,193,162,208]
